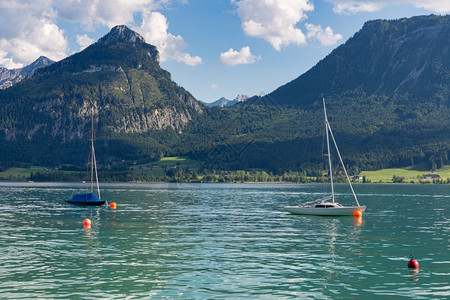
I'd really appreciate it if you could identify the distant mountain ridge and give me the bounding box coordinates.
[207,94,249,107]
[0,56,54,89]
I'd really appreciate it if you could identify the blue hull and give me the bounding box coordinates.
[65,192,105,206]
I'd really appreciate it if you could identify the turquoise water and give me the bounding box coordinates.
[0,183,449,299]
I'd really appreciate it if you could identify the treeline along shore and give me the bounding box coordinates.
[1,164,449,184]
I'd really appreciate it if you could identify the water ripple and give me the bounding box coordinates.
[0,183,449,298]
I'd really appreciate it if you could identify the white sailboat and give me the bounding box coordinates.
[284,98,366,216]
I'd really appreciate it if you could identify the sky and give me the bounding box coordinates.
[0,1,449,103]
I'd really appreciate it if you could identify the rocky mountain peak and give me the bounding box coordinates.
[207,94,249,107]
[0,56,54,89]
[93,25,159,63]
[98,25,146,46]
[235,94,249,102]
[22,56,54,75]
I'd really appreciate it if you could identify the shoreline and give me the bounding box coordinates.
[0,180,448,187]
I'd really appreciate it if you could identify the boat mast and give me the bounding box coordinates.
[90,108,94,194]
[90,107,102,200]
[323,98,335,203]
[322,98,361,207]
[92,145,101,199]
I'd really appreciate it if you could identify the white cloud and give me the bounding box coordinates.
[330,0,450,14]
[0,50,22,69]
[220,46,260,66]
[416,0,450,13]
[0,0,68,67]
[331,0,382,14]
[54,0,159,30]
[306,23,343,46]
[137,11,202,66]
[76,34,95,50]
[210,83,219,89]
[0,1,201,68]
[233,0,314,50]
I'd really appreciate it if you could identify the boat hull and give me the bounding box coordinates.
[65,192,105,206]
[284,205,366,216]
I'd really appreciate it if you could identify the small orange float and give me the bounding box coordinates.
[353,210,362,217]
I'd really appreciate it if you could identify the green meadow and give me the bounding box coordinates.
[0,166,51,181]
[128,156,201,181]
[360,164,450,183]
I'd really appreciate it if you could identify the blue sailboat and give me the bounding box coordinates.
[66,192,105,206]
[66,109,105,206]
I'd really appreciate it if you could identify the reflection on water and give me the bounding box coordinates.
[353,216,363,227]
[0,183,448,298]
[408,268,420,282]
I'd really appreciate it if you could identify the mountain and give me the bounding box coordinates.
[0,25,203,165]
[207,97,231,107]
[204,15,450,172]
[234,15,449,172]
[0,56,54,89]
[268,15,450,106]
[207,94,249,107]
[21,56,55,76]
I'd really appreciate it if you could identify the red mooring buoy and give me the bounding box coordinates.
[408,255,419,269]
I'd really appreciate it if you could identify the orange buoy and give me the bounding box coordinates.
[110,202,117,209]
[83,218,91,227]
[408,255,419,269]
[353,210,362,217]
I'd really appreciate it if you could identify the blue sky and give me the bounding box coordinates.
[0,1,449,103]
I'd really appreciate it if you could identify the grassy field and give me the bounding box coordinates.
[0,166,85,182]
[360,164,450,183]
[130,156,200,169]
[0,166,50,181]
[156,156,200,168]
[129,156,201,180]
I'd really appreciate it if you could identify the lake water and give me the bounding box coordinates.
[0,182,448,299]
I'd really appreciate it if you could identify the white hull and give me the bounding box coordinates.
[284,205,366,216]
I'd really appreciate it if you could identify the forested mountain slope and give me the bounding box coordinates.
[268,15,450,107]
